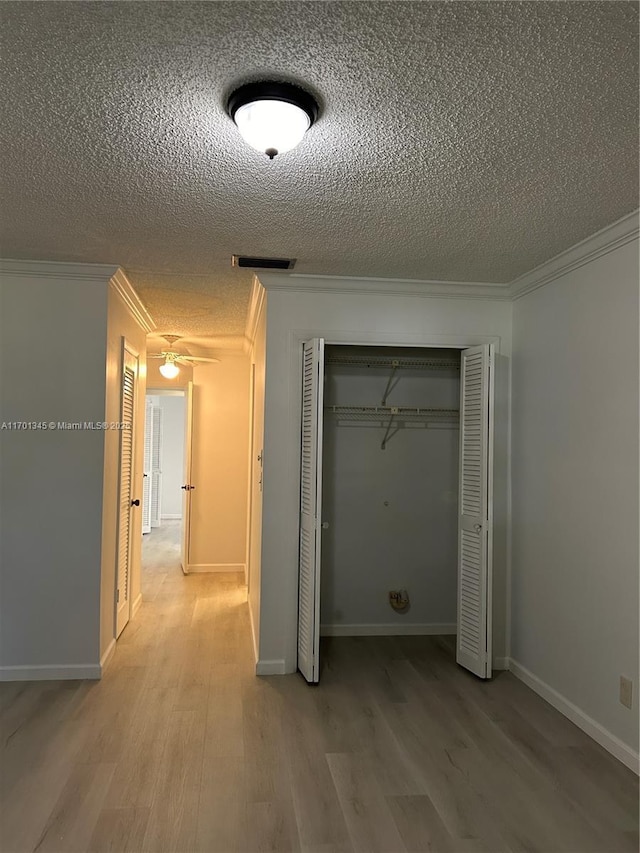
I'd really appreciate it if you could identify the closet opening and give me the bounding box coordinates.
[297,340,493,684]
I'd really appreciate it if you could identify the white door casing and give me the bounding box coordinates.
[181,381,194,573]
[142,399,152,534]
[116,343,139,638]
[298,338,325,683]
[456,343,494,679]
[150,404,162,527]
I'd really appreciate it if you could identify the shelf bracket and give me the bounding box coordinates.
[381,360,400,406]
[381,407,399,450]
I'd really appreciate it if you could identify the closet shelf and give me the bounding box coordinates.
[326,405,459,449]
[325,355,459,371]
[325,405,459,422]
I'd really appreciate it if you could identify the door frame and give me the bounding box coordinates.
[246,363,256,592]
[143,387,191,570]
[114,338,140,638]
[289,329,503,677]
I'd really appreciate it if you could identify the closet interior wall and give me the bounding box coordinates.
[320,346,461,635]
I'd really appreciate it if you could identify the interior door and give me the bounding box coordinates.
[456,343,494,678]
[298,338,325,683]
[116,343,139,638]
[181,381,193,573]
[142,399,152,534]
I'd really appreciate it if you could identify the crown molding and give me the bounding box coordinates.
[258,272,511,301]
[109,268,156,333]
[243,275,267,352]
[0,258,120,281]
[509,209,639,301]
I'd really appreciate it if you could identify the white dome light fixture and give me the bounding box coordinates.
[159,358,180,379]
[227,81,319,159]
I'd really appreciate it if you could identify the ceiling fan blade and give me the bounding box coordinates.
[176,355,221,364]
[148,353,166,359]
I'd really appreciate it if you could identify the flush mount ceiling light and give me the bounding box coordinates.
[226,81,319,159]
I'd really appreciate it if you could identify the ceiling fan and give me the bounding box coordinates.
[148,335,220,378]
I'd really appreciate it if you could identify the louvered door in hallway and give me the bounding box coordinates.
[115,344,139,638]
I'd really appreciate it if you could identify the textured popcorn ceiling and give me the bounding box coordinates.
[0,1,637,342]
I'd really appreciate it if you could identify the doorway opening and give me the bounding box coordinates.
[142,387,192,595]
[297,340,494,684]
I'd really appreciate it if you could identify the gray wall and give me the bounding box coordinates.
[511,237,639,754]
[321,348,460,631]
[0,266,112,674]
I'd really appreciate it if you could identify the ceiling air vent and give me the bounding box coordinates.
[232,255,296,270]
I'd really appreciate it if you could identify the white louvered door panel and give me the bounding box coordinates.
[298,338,325,683]
[116,346,138,637]
[142,400,153,534]
[150,405,162,528]
[456,344,494,678]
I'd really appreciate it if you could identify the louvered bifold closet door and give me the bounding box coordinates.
[116,347,138,637]
[298,338,325,683]
[457,344,494,679]
[142,400,153,534]
[150,405,162,527]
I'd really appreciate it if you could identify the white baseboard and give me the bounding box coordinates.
[493,656,510,671]
[0,663,102,681]
[161,514,182,520]
[131,593,143,618]
[100,639,116,675]
[509,658,639,775]
[320,622,456,637]
[186,563,246,574]
[256,659,286,675]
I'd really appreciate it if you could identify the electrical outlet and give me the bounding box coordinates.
[389,590,410,612]
[620,676,633,709]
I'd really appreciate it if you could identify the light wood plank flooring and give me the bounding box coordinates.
[0,526,637,853]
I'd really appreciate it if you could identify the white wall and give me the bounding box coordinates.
[0,262,114,677]
[189,354,250,570]
[511,237,639,760]
[158,395,184,518]
[257,281,512,673]
[321,348,460,632]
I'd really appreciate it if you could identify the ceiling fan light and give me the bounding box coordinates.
[159,361,180,379]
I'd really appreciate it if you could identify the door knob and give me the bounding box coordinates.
[181,484,195,491]
[131,499,140,506]
[473,523,482,532]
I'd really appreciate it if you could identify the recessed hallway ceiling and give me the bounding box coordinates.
[0,1,637,343]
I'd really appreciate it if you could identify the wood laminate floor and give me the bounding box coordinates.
[0,526,637,853]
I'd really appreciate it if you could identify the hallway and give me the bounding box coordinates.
[0,555,637,852]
